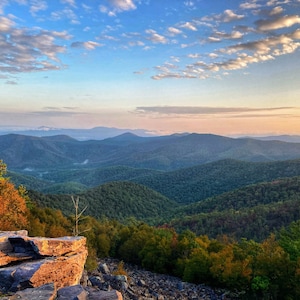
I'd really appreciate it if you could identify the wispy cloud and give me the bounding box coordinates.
[61,0,76,8]
[240,1,262,10]
[30,0,48,16]
[256,14,300,31]
[134,106,294,116]
[100,0,137,16]
[71,41,102,50]
[180,22,198,31]
[145,29,168,44]
[32,107,85,117]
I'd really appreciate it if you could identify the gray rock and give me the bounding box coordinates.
[57,284,88,300]
[98,263,110,275]
[85,287,122,300]
[8,283,56,300]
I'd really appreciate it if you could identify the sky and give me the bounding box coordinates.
[0,0,300,136]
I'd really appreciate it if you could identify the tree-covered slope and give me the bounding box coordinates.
[174,176,300,215]
[37,165,163,190]
[167,176,300,240]
[9,159,300,203]
[28,181,178,223]
[134,159,300,204]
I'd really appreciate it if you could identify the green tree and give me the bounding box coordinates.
[279,220,300,261]
[140,229,174,274]
[0,160,7,178]
[253,234,295,299]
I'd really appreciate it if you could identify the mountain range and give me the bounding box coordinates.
[1,132,300,173]
[1,126,300,143]
[0,126,156,141]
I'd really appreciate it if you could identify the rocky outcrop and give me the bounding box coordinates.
[0,231,123,300]
[0,231,88,292]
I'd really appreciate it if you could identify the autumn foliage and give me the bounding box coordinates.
[0,161,28,230]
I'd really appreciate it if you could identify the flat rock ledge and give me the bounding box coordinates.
[0,231,123,300]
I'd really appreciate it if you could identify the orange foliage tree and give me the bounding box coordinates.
[0,160,28,230]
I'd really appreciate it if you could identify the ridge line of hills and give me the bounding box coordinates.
[1,132,300,172]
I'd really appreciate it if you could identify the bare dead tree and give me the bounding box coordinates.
[71,195,89,236]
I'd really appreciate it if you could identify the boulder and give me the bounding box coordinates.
[0,232,87,293]
[0,231,31,267]
[85,287,123,300]
[9,235,86,257]
[56,284,88,300]
[9,283,57,300]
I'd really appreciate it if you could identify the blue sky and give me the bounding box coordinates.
[0,0,300,136]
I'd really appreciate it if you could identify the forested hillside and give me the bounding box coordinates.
[134,159,300,204]
[9,158,300,205]
[28,181,177,223]
[27,176,300,241]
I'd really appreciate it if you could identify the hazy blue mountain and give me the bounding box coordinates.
[0,126,157,140]
[1,132,300,172]
[245,135,300,143]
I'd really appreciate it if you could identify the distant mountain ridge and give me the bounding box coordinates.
[1,132,300,171]
[1,126,300,142]
[0,126,157,140]
[241,135,300,143]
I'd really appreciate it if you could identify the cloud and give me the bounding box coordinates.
[218,9,245,22]
[32,108,85,117]
[109,0,136,11]
[187,53,201,59]
[134,106,295,116]
[256,15,300,31]
[61,0,76,7]
[0,17,69,75]
[208,30,244,42]
[6,80,18,85]
[266,0,291,6]
[269,6,284,15]
[71,41,102,50]
[145,29,168,44]
[184,1,195,8]
[223,9,245,22]
[0,15,16,30]
[227,29,300,55]
[240,1,262,10]
[100,0,136,15]
[30,0,48,15]
[50,8,79,24]
[167,27,182,36]
[152,20,300,80]
[180,22,198,31]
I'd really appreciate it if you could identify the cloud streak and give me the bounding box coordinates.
[134,106,295,116]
